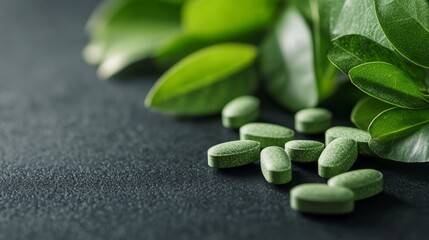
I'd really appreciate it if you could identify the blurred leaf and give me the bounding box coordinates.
[83,0,182,79]
[328,34,427,84]
[309,0,340,100]
[260,8,318,111]
[375,0,429,68]
[145,43,258,116]
[333,0,392,49]
[182,0,277,40]
[351,96,392,130]
[85,0,130,35]
[349,62,429,109]
[368,108,429,162]
[155,35,215,68]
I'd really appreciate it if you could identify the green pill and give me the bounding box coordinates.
[285,140,325,163]
[240,122,295,149]
[290,183,354,215]
[328,169,383,200]
[222,96,260,129]
[325,126,374,156]
[295,108,332,134]
[260,146,292,184]
[208,140,260,168]
[318,138,357,178]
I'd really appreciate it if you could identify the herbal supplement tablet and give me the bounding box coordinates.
[208,140,260,168]
[295,108,332,134]
[318,138,357,178]
[240,123,295,149]
[222,96,260,129]
[290,183,354,215]
[325,126,374,156]
[260,146,292,184]
[328,169,383,200]
[285,140,325,163]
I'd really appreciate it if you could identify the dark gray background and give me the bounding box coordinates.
[0,0,428,239]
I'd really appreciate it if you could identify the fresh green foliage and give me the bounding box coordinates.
[351,96,392,131]
[375,0,429,68]
[368,108,429,162]
[329,0,429,162]
[144,43,258,116]
[349,62,429,109]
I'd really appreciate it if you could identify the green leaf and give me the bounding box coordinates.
[369,107,429,140]
[182,0,277,40]
[351,96,393,130]
[333,0,392,49]
[145,43,258,116]
[83,0,182,79]
[328,34,427,85]
[375,0,429,68]
[368,108,429,163]
[260,8,318,111]
[349,62,429,109]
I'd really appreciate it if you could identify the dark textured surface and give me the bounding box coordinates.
[0,1,428,239]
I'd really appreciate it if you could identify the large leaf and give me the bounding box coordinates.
[260,8,318,111]
[369,107,429,140]
[368,108,429,163]
[328,34,427,83]
[349,62,429,109]
[333,0,392,49]
[182,0,277,40]
[375,0,429,68]
[351,96,392,130]
[83,0,182,79]
[145,43,258,116]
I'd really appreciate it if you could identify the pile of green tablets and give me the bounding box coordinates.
[206,96,384,215]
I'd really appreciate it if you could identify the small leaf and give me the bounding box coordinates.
[182,0,277,40]
[349,62,429,109]
[369,107,429,141]
[375,0,429,68]
[260,8,318,111]
[368,108,429,162]
[333,0,392,49]
[145,43,258,116]
[351,96,392,130]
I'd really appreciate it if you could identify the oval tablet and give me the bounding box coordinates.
[240,123,294,149]
[260,146,292,184]
[290,183,354,215]
[222,96,260,129]
[208,140,260,168]
[295,108,332,134]
[325,126,374,156]
[285,140,325,163]
[328,169,383,200]
[318,138,357,178]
